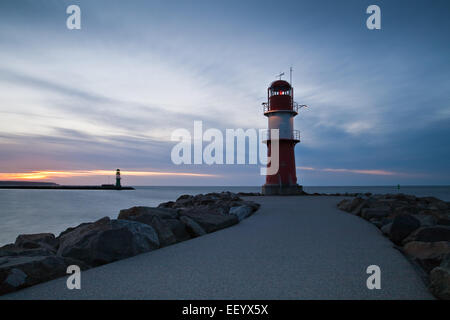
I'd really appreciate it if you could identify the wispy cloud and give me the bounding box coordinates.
[297,166,413,177]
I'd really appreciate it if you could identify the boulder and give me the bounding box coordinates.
[390,214,420,245]
[381,222,392,236]
[337,199,351,211]
[403,241,450,260]
[438,218,450,226]
[351,199,368,216]
[57,217,159,266]
[442,253,450,269]
[118,206,178,220]
[180,211,239,233]
[0,255,86,295]
[361,207,390,220]
[237,192,262,196]
[403,226,450,244]
[429,266,450,300]
[179,216,206,237]
[414,214,437,227]
[118,213,177,247]
[240,200,261,211]
[164,218,191,242]
[0,244,55,258]
[14,233,58,252]
[229,205,254,221]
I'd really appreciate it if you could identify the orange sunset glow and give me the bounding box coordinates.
[0,170,219,181]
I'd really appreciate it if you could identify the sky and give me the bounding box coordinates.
[0,0,449,186]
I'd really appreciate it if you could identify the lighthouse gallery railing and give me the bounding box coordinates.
[262,102,306,114]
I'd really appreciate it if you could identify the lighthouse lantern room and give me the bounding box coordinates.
[262,78,304,195]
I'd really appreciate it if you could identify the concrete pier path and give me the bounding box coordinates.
[1,196,433,299]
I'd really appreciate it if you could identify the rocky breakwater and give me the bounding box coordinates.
[0,192,260,295]
[337,193,450,299]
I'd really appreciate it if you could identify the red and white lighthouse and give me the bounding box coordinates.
[262,79,304,195]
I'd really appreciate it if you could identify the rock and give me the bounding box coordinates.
[118,206,178,220]
[240,200,261,211]
[157,201,175,208]
[179,216,206,237]
[441,253,450,269]
[403,241,450,260]
[0,255,86,295]
[180,211,239,233]
[229,205,254,221]
[381,222,392,236]
[4,268,27,288]
[118,213,177,247]
[414,214,437,227]
[429,266,450,300]
[438,218,450,226]
[403,226,450,244]
[351,199,368,216]
[361,207,391,220]
[164,218,191,242]
[237,192,261,196]
[347,197,364,211]
[337,199,351,211]
[390,214,421,245]
[15,233,58,252]
[57,217,159,266]
[0,244,55,258]
[370,219,383,228]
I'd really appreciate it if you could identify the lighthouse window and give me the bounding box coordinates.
[270,88,291,96]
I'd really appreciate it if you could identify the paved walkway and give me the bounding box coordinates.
[2,196,433,299]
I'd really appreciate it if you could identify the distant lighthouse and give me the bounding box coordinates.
[115,169,122,189]
[262,78,305,195]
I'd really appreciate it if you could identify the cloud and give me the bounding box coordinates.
[297,166,418,177]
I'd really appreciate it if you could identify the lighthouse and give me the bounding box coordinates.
[115,169,122,189]
[262,79,304,195]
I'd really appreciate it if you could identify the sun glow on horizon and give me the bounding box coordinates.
[0,170,218,181]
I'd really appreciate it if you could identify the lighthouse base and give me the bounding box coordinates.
[261,184,304,196]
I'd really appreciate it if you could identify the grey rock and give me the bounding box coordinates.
[438,218,450,226]
[351,199,368,216]
[229,205,254,221]
[414,214,437,227]
[118,206,178,220]
[57,217,159,266]
[0,255,85,295]
[381,222,392,236]
[403,241,450,260]
[165,218,191,242]
[403,226,450,244]
[180,211,239,233]
[429,266,450,300]
[337,199,351,211]
[361,207,390,220]
[390,214,421,245]
[4,268,27,287]
[0,244,55,258]
[15,233,58,252]
[179,216,206,237]
[119,213,177,247]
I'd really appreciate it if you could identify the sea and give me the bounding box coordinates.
[0,185,449,246]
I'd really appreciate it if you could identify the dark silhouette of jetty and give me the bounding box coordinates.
[0,182,134,190]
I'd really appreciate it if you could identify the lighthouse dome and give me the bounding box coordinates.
[270,80,291,89]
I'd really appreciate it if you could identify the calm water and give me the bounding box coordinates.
[0,186,449,246]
